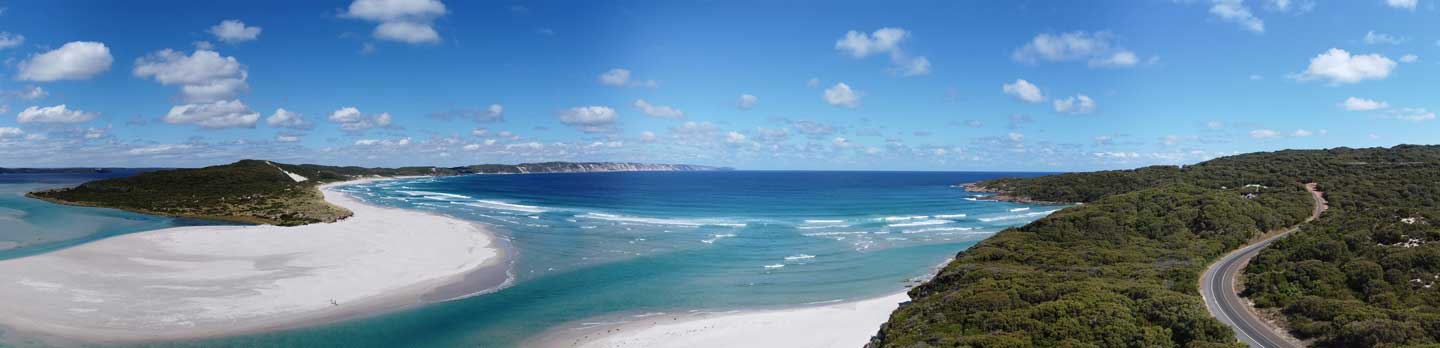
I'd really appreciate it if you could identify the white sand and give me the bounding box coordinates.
[534,292,909,348]
[0,179,509,343]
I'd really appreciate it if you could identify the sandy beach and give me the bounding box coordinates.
[532,292,909,348]
[0,179,511,343]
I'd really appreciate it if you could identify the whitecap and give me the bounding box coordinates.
[880,215,929,222]
[460,200,547,213]
[1009,207,1031,212]
[803,219,846,224]
[578,213,744,228]
[888,219,953,228]
[932,213,967,219]
[763,264,785,269]
[784,254,816,261]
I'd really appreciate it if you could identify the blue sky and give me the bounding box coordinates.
[0,0,1436,170]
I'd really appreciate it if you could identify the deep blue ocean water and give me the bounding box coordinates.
[0,171,1059,348]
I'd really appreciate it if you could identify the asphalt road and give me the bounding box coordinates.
[1200,183,1326,348]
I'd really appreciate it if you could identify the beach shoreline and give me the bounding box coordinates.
[527,291,910,348]
[0,178,513,344]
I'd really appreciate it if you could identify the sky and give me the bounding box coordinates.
[0,0,1436,171]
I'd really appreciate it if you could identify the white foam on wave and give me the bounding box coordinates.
[459,200,547,213]
[977,209,1059,222]
[579,213,745,228]
[801,231,867,237]
[796,224,853,230]
[932,213,967,219]
[784,254,816,261]
[964,197,978,201]
[901,226,975,234]
[701,233,738,244]
[1009,207,1031,212]
[803,219,846,224]
[880,215,929,222]
[396,190,472,200]
[763,264,785,269]
[887,219,952,228]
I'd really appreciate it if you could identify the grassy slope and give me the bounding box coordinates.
[869,146,1440,348]
[26,160,443,226]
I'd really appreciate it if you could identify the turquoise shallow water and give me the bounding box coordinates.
[0,171,1058,348]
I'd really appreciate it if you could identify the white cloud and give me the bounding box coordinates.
[598,68,657,88]
[1012,31,1142,68]
[1385,0,1417,10]
[1291,129,1314,137]
[354,137,411,146]
[640,131,657,143]
[17,41,113,81]
[835,28,908,58]
[1340,97,1389,111]
[1250,129,1280,139]
[486,104,504,118]
[374,21,439,44]
[737,94,758,110]
[1391,108,1436,122]
[17,104,99,124]
[1363,30,1406,45]
[806,78,820,88]
[5,86,47,100]
[0,127,23,138]
[558,106,618,133]
[210,20,261,43]
[275,134,301,143]
[1400,54,1419,63]
[163,100,260,129]
[1293,48,1396,85]
[1053,94,1097,114]
[328,107,393,132]
[133,49,249,102]
[1007,132,1024,142]
[633,99,684,119]
[266,108,312,129]
[344,0,447,44]
[725,131,749,145]
[126,144,193,156]
[1210,0,1265,33]
[823,83,861,108]
[1002,79,1044,103]
[0,32,23,50]
[834,27,930,76]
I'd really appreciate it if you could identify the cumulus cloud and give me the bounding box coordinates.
[558,106,618,133]
[0,127,24,138]
[834,27,930,76]
[1390,108,1436,122]
[1002,79,1044,103]
[17,104,99,124]
[737,94,758,110]
[164,100,260,129]
[18,41,113,81]
[1210,0,1265,33]
[0,32,22,50]
[1292,48,1395,85]
[344,0,447,44]
[1053,94,1097,114]
[1385,0,1417,10]
[266,108,313,129]
[1291,129,1314,137]
[1012,31,1143,68]
[633,99,684,119]
[1400,54,1419,63]
[4,86,47,100]
[1249,129,1280,139]
[1363,30,1405,45]
[598,68,657,88]
[275,134,302,143]
[328,106,395,132]
[133,49,249,102]
[725,131,749,145]
[823,83,861,108]
[210,20,261,43]
[1340,97,1389,111]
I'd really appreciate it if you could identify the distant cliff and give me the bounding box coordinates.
[455,162,729,174]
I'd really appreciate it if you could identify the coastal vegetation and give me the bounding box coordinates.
[26,159,726,226]
[870,145,1440,348]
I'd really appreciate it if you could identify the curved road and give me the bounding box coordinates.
[1201,183,1326,348]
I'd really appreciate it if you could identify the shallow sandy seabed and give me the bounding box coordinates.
[0,179,509,343]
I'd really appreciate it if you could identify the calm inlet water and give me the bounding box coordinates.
[0,171,1058,348]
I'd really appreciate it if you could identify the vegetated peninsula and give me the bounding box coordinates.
[27,159,725,226]
[869,145,1440,348]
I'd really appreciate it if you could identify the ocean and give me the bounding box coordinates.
[0,171,1059,348]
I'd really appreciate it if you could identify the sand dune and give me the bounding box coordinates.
[0,179,510,343]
